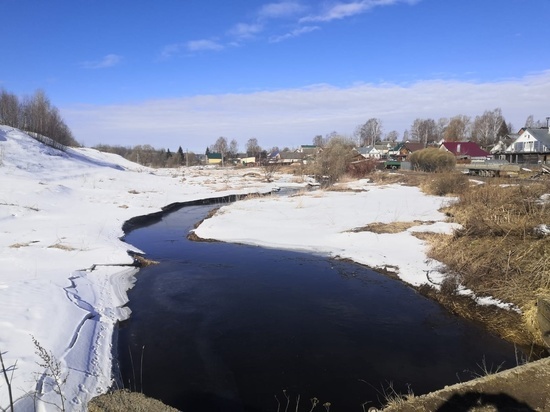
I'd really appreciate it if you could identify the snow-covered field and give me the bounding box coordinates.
[0,126,508,411]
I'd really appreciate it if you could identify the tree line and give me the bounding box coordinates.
[0,88,78,147]
[350,109,547,149]
[92,144,202,168]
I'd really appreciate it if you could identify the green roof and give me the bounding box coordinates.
[207,152,222,159]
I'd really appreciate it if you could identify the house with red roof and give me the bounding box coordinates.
[439,141,491,163]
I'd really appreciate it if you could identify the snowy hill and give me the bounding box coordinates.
[0,126,289,411]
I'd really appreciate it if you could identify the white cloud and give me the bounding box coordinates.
[80,54,123,69]
[64,71,550,151]
[301,0,419,23]
[160,43,185,59]
[186,39,224,52]
[269,25,320,42]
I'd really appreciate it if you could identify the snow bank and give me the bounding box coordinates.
[0,126,303,411]
[194,183,458,286]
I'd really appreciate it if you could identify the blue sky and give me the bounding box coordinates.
[2,0,550,152]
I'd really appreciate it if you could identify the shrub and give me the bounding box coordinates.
[347,158,378,178]
[422,172,469,196]
[410,148,456,172]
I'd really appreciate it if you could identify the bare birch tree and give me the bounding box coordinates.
[471,108,504,147]
[357,118,382,147]
[410,118,437,146]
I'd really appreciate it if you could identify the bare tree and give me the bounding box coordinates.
[312,134,328,148]
[384,130,399,142]
[525,115,546,128]
[261,162,280,182]
[410,118,437,146]
[443,115,471,141]
[17,89,77,147]
[228,139,239,157]
[357,118,383,147]
[0,89,21,127]
[246,137,261,158]
[210,136,229,154]
[436,117,449,141]
[471,108,504,147]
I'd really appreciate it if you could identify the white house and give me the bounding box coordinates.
[505,127,550,164]
[356,145,382,159]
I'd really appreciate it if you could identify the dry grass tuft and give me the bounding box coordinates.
[9,241,38,248]
[88,389,178,412]
[48,243,78,251]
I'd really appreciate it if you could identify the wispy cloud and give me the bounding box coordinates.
[161,0,419,58]
[186,39,224,52]
[258,2,307,19]
[160,43,185,59]
[228,23,264,40]
[301,0,419,23]
[269,25,320,43]
[80,54,122,69]
[65,71,550,150]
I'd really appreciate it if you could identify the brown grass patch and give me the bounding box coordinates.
[425,179,550,348]
[349,221,435,234]
[420,172,470,196]
[133,255,159,267]
[369,170,432,187]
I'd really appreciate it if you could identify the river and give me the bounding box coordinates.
[118,202,517,411]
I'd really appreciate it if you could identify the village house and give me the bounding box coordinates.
[235,153,256,166]
[490,133,519,160]
[267,149,305,165]
[356,145,382,159]
[206,151,223,165]
[387,142,425,161]
[439,141,491,163]
[503,127,550,164]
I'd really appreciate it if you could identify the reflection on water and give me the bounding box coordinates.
[119,205,516,412]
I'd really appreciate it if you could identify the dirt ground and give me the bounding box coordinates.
[381,355,550,412]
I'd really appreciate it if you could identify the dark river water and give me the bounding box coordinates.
[118,203,517,412]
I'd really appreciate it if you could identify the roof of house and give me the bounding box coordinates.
[356,146,379,155]
[280,151,303,160]
[207,152,222,159]
[391,142,425,152]
[440,141,490,158]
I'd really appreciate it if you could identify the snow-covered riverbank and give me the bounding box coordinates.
[0,127,304,411]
